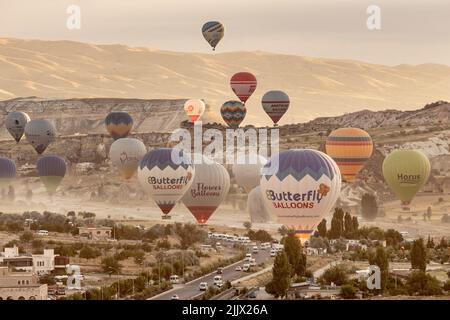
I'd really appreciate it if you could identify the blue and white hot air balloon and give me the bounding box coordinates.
[138,148,194,218]
[260,149,341,242]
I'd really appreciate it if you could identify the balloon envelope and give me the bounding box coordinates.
[232,154,267,193]
[261,90,290,125]
[138,148,194,216]
[202,21,224,51]
[260,149,341,242]
[326,128,373,183]
[0,157,16,188]
[24,119,56,154]
[247,186,272,223]
[105,112,133,140]
[182,157,230,225]
[230,72,257,104]
[184,99,206,123]
[6,112,30,142]
[37,155,66,195]
[220,101,246,128]
[382,150,430,208]
[109,138,147,179]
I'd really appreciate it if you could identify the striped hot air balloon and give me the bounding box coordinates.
[325,128,373,183]
[220,101,246,128]
[37,155,66,195]
[260,149,341,242]
[181,156,230,225]
[0,157,16,188]
[5,112,30,143]
[202,21,225,51]
[24,119,56,154]
[230,72,257,104]
[105,112,133,140]
[262,90,290,126]
[138,148,194,218]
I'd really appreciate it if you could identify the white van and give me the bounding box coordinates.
[169,275,180,284]
[245,253,252,261]
[213,275,222,286]
[249,258,256,266]
[242,264,251,272]
[37,230,49,236]
[252,246,259,254]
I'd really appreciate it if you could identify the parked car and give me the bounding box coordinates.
[171,294,179,300]
[199,282,208,291]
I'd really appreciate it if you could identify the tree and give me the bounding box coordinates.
[410,238,427,271]
[385,229,403,247]
[352,216,359,233]
[369,247,389,292]
[341,284,357,299]
[361,193,378,221]
[406,271,442,296]
[317,219,327,238]
[278,226,288,237]
[426,206,432,221]
[344,212,354,238]
[426,236,435,249]
[266,251,291,298]
[20,231,34,243]
[79,246,101,259]
[328,208,344,239]
[101,256,122,275]
[319,265,348,286]
[283,232,306,277]
[243,221,252,230]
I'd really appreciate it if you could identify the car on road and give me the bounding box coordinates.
[216,267,223,274]
[235,266,242,271]
[215,280,224,288]
[199,282,208,291]
[260,242,271,250]
[270,249,277,257]
[249,258,256,266]
[242,263,251,272]
[245,253,252,262]
[248,291,258,299]
[169,275,180,284]
[171,294,179,300]
[252,246,259,254]
[213,275,222,286]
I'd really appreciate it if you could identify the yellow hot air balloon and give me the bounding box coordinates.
[382,150,430,210]
[326,128,373,182]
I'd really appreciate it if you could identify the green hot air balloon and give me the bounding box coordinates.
[382,150,430,210]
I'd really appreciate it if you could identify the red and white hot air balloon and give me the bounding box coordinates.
[262,90,290,126]
[184,99,206,123]
[182,156,230,225]
[230,72,257,104]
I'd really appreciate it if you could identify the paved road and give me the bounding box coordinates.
[151,247,272,300]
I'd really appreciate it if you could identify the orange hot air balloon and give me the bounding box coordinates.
[184,99,205,123]
[325,128,373,183]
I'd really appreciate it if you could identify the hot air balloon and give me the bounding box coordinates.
[24,119,56,154]
[109,138,147,179]
[230,72,257,104]
[382,150,430,210]
[105,111,133,140]
[184,99,206,123]
[232,154,267,193]
[247,186,272,223]
[325,128,373,183]
[0,157,16,188]
[260,149,341,242]
[138,148,194,218]
[37,155,66,195]
[202,21,224,51]
[181,156,230,225]
[5,112,30,142]
[220,101,246,128]
[261,90,290,126]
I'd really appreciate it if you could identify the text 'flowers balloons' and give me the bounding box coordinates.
[109,138,147,179]
[182,156,230,225]
[24,119,56,154]
[261,90,290,125]
[37,155,66,195]
[230,72,257,104]
[220,100,246,128]
[326,128,373,183]
[105,111,133,140]
[260,149,341,242]
[184,99,205,123]
[6,112,30,142]
[202,21,225,51]
[138,148,194,216]
[382,150,430,210]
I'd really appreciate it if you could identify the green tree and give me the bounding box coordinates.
[410,238,427,271]
[317,219,327,238]
[319,265,348,286]
[344,212,354,238]
[243,221,252,230]
[352,216,359,233]
[20,231,34,243]
[266,251,291,298]
[361,193,378,221]
[369,247,389,292]
[283,232,306,277]
[328,208,344,239]
[406,271,442,296]
[101,256,122,275]
[79,246,101,259]
[341,284,357,299]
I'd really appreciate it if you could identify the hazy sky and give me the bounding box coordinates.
[1,0,450,65]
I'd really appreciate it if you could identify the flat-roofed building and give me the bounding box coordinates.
[0,267,48,300]
[78,226,112,240]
